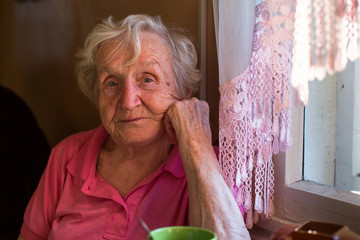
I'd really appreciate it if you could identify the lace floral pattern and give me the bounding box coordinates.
[218,0,295,228]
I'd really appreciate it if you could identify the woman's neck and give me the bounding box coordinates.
[96,135,173,197]
[102,134,172,171]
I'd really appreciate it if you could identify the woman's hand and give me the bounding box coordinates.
[164,97,217,172]
[164,97,213,154]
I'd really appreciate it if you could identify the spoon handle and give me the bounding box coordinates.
[137,217,153,240]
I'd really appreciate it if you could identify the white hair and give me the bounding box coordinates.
[76,14,201,104]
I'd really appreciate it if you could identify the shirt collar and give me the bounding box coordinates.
[67,125,107,180]
[67,125,186,180]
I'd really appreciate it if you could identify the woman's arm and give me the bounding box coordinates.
[165,98,250,240]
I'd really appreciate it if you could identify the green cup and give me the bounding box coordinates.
[148,226,217,240]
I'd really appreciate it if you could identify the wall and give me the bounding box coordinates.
[0,0,205,147]
[205,0,220,144]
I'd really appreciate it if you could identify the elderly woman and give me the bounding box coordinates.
[19,15,250,240]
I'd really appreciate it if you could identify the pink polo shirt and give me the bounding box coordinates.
[20,125,189,240]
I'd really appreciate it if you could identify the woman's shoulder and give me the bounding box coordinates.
[50,126,102,163]
[57,128,98,148]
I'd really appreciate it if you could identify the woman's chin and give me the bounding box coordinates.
[112,130,169,148]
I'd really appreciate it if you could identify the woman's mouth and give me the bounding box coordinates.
[120,118,144,123]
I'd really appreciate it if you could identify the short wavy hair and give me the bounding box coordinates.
[76,14,201,104]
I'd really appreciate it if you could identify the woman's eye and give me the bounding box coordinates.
[107,81,118,87]
[143,77,153,83]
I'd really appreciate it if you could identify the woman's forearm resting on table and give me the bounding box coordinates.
[184,148,250,240]
[165,98,250,239]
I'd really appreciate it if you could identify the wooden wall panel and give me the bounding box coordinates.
[0,0,199,146]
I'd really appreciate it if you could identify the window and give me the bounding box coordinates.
[256,61,360,234]
[304,59,360,193]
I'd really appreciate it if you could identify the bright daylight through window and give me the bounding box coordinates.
[304,58,360,194]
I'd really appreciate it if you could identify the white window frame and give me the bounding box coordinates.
[256,89,360,234]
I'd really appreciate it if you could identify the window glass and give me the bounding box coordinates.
[304,59,360,193]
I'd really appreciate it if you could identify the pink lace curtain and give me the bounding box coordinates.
[292,0,360,105]
[214,0,359,229]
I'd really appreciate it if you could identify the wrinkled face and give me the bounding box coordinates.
[96,31,180,148]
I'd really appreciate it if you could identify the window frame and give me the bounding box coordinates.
[266,97,360,234]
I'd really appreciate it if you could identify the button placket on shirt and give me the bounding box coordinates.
[80,176,129,239]
[103,183,150,240]
[82,164,163,239]
[104,204,128,240]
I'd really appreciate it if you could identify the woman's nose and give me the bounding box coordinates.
[118,81,141,110]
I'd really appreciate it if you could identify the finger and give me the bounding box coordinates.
[165,98,212,145]
[164,108,178,144]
